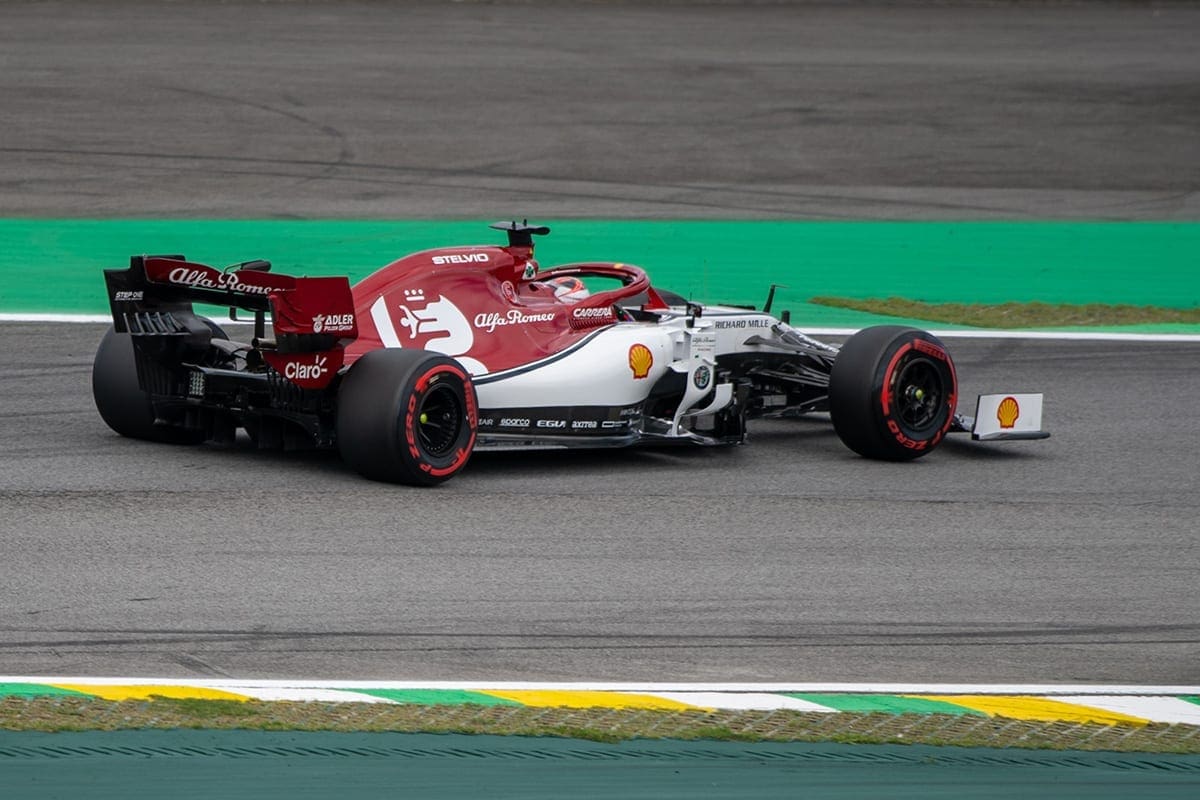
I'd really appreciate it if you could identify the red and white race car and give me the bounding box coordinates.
[94,222,1047,485]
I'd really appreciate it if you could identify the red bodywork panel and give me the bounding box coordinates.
[144,256,294,298]
[134,241,653,388]
[345,243,649,376]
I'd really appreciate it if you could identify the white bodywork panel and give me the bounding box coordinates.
[473,310,761,412]
[474,323,679,410]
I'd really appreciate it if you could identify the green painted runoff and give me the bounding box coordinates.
[1,220,1197,332]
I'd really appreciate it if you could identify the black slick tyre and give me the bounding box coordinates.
[336,349,477,486]
[828,325,958,461]
[91,326,204,444]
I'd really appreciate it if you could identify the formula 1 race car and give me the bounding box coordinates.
[94,222,1047,485]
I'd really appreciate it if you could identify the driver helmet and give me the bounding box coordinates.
[544,275,589,302]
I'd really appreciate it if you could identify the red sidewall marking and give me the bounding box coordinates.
[879,342,913,417]
[879,338,957,451]
[407,363,477,476]
[405,394,420,460]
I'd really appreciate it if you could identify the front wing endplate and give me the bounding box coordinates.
[966,393,1050,441]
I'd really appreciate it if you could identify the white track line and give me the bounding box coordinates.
[225,687,396,704]
[1,313,114,323]
[0,313,253,324]
[1051,696,1200,726]
[645,692,837,712]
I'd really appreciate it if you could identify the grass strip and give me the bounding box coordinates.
[2,696,1198,754]
[809,297,1200,329]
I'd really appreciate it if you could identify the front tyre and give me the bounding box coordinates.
[829,326,957,461]
[336,349,477,486]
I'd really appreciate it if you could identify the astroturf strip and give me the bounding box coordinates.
[3,696,1200,754]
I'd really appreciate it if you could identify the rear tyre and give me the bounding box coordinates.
[337,349,477,486]
[91,326,204,444]
[829,325,957,461]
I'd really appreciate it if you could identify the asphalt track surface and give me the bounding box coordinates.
[2,324,1198,683]
[2,0,1198,221]
[1,1,1199,685]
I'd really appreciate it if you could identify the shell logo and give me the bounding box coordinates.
[997,396,1020,429]
[628,344,653,379]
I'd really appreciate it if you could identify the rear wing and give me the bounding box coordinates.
[104,255,358,389]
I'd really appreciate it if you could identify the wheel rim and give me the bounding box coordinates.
[415,383,463,457]
[892,355,944,433]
